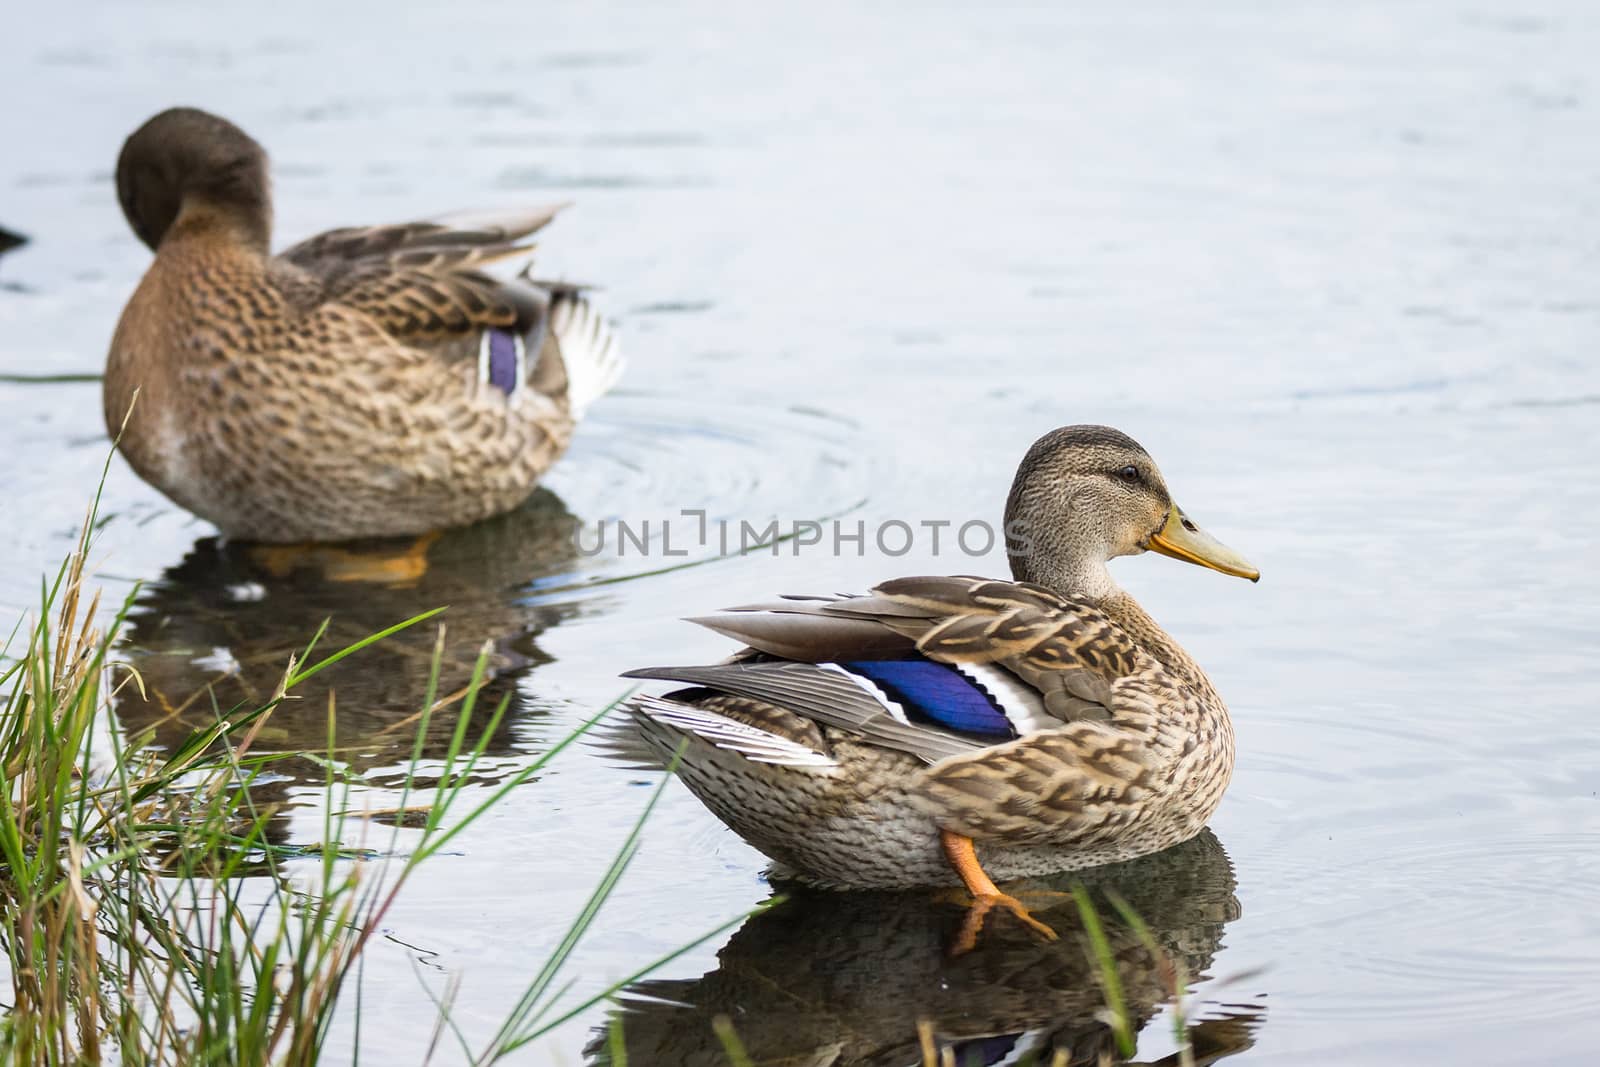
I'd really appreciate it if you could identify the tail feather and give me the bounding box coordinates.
[549,293,623,417]
[608,695,840,770]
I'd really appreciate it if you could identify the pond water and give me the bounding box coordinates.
[3,1,1597,1062]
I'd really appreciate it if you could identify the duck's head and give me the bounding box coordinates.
[1004,425,1258,600]
[116,107,271,254]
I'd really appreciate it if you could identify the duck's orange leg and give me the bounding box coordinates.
[941,830,1059,953]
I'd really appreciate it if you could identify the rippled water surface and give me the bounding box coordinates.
[3,1,1598,1062]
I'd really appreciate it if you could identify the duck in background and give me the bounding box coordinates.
[105,107,621,564]
[616,425,1258,949]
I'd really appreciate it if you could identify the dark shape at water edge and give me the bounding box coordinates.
[588,831,1265,1067]
[110,489,587,809]
[0,226,26,288]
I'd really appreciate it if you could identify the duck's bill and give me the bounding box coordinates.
[1148,504,1260,582]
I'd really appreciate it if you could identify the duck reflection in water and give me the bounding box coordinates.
[589,831,1263,1067]
[112,489,585,805]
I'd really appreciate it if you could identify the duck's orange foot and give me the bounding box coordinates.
[952,890,1060,954]
[938,829,1061,954]
[250,530,441,586]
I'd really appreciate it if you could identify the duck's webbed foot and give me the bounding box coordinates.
[940,829,1060,954]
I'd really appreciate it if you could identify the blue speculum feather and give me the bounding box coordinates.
[486,328,520,394]
[840,658,1015,739]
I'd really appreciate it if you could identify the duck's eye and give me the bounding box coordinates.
[1114,465,1142,485]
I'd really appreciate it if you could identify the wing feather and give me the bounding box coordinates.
[273,205,571,354]
[622,662,983,763]
[625,695,838,769]
[278,204,565,271]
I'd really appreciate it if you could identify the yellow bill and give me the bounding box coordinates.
[1147,504,1259,582]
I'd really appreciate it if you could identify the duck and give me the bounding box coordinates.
[618,425,1258,947]
[105,107,622,545]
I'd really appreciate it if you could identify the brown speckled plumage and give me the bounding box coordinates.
[105,107,621,543]
[617,426,1258,889]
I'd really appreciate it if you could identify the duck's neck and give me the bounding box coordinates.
[1017,553,1117,603]
[163,197,271,257]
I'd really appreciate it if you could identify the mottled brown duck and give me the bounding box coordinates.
[105,107,621,545]
[619,425,1258,945]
